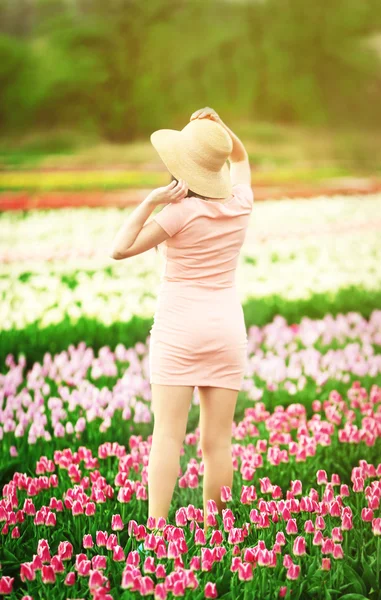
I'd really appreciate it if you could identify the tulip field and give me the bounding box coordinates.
[1,194,381,599]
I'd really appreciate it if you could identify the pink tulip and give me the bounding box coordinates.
[315,516,325,530]
[77,559,91,577]
[204,582,217,598]
[195,527,206,545]
[85,502,96,516]
[341,514,353,530]
[210,530,223,545]
[238,562,253,581]
[221,486,232,502]
[321,538,334,554]
[189,556,201,571]
[96,531,108,546]
[206,499,218,515]
[332,543,344,559]
[175,508,187,526]
[58,541,73,560]
[64,571,76,586]
[331,527,343,542]
[154,582,168,599]
[353,477,364,492]
[291,480,302,495]
[321,557,331,570]
[0,577,14,595]
[89,569,106,591]
[111,514,124,531]
[372,517,381,535]
[37,539,51,563]
[312,531,324,546]
[361,508,374,522]
[113,545,125,562]
[41,565,56,584]
[140,575,155,595]
[286,564,301,580]
[286,519,298,534]
[92,555,107,570]
[293,536,306,556]
[275,531,286,545]
[317,470,328,485]
[20,563,36,582]
[51,555,65,573]
[83,534,94,548]
[304,520,314,533]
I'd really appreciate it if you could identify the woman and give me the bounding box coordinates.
[110,107,253,533]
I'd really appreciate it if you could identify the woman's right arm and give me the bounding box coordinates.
[190,107,251,186]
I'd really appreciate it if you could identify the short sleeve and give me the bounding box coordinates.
[152,200,187,237]
[232,183,254,208]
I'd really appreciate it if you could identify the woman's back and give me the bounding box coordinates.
[153,182,254,288]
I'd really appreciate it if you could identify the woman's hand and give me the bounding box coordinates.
[190,107,223,125]
[147,178,188,207]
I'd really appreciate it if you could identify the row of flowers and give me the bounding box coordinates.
[1,195,381,330]
[1,439,380,598]
[1,311,380,450]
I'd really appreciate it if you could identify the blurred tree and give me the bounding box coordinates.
[0,0,380,138]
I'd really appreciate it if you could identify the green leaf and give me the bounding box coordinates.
[340,594,369,600]
[2,548,18,563]
[342,564,368,596]
[361,558,377,591]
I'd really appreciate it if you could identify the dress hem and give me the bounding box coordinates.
[149,379,242,391]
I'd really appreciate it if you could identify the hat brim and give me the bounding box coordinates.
[150,128,232,198]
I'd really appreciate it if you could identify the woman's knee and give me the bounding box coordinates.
[200,437,232,459]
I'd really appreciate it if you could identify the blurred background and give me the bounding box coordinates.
[0,0,381,200]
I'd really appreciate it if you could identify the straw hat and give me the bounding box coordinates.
[150,118,233,198]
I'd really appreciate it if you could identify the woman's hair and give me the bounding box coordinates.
[154,174,210,253]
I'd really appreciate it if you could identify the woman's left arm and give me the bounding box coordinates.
[109,179,188,260]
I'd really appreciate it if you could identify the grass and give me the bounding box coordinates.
[0,122,380,191]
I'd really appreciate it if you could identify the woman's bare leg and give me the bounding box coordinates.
[198,386,239,532]
[147,383,194,522]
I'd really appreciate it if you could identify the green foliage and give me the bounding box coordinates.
[0,0,380,140]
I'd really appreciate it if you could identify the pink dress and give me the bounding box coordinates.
[149,182,254,391]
